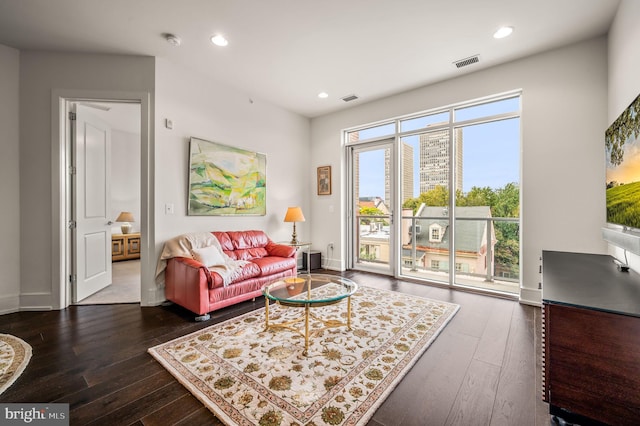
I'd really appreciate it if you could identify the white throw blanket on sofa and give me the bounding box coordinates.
[155,232,248,288]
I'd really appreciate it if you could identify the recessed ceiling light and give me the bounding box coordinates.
[164,33,181,46]
[211,34,229,47]
[318,92,329,99]
[493,26,514,39]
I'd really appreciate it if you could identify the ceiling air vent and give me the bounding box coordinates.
[341,94,359,102]
[453,55,480,69]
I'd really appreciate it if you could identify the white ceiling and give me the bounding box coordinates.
[0,0,621,118]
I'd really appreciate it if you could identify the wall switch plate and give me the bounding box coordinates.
[165,203,174,215]
[165,118,173,129]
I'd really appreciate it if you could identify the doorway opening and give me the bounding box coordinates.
[70,102,141,305]
[65,100,142,305]
[52,89,153,310]
[348,139,396,276]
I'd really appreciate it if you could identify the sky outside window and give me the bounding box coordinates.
[356,98,520,199]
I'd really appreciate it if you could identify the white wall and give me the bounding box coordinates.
[0,44,20,314]
[608,0,640,120]
[310,37,609,304]
[19,51,155,309]
[153,58,311,281]
[14,52,310,310]
[111,129,141,234]
[89,103,142,234]
[607,0,640,268]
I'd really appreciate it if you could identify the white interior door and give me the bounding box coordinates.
[73,104,113,302]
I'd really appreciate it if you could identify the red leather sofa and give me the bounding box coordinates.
[164,230,297,321]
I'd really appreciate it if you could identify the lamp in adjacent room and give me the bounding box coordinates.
[283,207,305,244]
[116,211,135,234]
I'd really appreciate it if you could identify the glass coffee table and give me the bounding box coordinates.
[263,274,359,356]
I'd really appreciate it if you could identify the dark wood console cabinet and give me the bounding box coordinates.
[542,251,640,425]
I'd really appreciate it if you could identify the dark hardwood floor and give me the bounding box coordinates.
[0,270,550,425]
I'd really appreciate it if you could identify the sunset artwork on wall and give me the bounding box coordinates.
[188,137,266,216]
[606,93,640,229]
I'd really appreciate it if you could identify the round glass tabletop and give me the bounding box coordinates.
[263,273,358,305]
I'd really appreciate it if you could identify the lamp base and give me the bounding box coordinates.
[121,223,132,234]
[290,223,298,245]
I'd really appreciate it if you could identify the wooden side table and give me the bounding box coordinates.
[112,233,141,261]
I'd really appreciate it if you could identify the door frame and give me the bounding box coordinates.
[51,89,155,309]
[346,138,396,276]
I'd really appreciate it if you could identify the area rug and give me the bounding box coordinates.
[0,334,32,395]
[149,286,459,425]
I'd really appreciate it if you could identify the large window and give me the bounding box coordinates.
[347,93,521,295]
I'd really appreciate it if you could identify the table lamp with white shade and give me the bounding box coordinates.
[116,211,135,234]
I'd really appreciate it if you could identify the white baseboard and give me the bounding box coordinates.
[141,286,166,307]
[322,256,345,271]
[19,292,54,311]
[322,266,344,272]
[0,294,20,315]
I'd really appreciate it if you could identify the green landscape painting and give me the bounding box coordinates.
[605,93,640,228]
[188,137,266,216]
[606,181,640,228]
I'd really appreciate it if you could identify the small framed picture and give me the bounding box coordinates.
[317,166,331,195]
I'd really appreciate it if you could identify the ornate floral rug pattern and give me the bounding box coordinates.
[0,334,32,395]
[149,286,459,425]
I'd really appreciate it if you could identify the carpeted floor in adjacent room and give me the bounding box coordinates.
[77,259,140,305]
